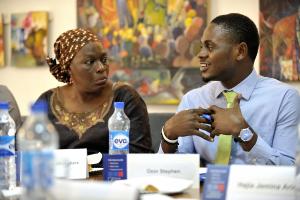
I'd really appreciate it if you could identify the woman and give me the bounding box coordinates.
[37,28,153,154]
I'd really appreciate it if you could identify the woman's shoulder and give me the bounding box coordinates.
[112,82,141,100]
[112,81,133,90]
[113,82,137,94]
[37,87,59,101]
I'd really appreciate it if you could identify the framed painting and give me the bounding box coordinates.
[259,0,300,81]
[0,14,4,68]
[11,11,48,67]
[77,0,207,104]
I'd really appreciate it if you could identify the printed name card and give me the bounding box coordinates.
[54,149,88,179]
[127,154,199,188]
[103,154,127,181]
[226,165,295,200]
[203,165,230,200]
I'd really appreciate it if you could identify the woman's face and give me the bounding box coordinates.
[70,41,109,93]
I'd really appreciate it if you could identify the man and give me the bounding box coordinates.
[159,13,300,165]
[0,85,22,129]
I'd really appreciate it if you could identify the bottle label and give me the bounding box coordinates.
[110,130,129,151]
[20,151,54,190]
[0,136,15,157]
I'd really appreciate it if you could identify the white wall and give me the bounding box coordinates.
[0,0,299,115]
[209,0,260,69]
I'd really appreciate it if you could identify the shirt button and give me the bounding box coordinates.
[252,158,256,164]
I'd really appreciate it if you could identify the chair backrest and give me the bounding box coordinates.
[148,112,174,152]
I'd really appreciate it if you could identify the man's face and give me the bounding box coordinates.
[198,23,238,83]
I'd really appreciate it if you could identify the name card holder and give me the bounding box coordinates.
[203,165,296,200]
[226,165,295,200]
[127,154,199,188]
[54,149,88,179]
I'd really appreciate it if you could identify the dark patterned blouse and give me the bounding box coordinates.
[36,83,153,155]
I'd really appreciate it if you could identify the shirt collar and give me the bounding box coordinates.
[214,69,259,100]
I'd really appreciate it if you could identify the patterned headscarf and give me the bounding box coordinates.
[46,28,100,83]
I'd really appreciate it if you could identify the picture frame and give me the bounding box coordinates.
[11,11,49,67]
[259,0,300,81]
[77,0,208,104]
[0,14,4,67]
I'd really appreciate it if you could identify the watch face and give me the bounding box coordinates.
[240,128,253,142]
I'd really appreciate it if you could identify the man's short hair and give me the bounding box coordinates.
[211,13,260,62]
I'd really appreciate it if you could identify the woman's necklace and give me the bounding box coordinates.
[51,87,113,137]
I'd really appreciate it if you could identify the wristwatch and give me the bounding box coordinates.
[238,127,254,142]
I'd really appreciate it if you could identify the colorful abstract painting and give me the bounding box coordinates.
[11,11,48,67]
[77,0,207,104]
[0,14,4,67]
[260,0,300,81]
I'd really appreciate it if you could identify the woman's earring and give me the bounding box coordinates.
[68,72,73,84]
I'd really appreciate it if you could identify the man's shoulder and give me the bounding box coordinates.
[257,77,300,103]
[0,85,9,92]
[184,81,219,97]
[178,81,219,109]
[258,76,298,92]
[0,85,14,100]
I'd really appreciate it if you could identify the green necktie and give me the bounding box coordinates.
[214,91,238,165]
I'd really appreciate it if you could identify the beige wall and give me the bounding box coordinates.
[0,0,77,114]
[0,0,299,115]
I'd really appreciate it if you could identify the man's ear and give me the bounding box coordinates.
[235,42,248,61]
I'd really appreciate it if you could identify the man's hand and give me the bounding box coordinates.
[209,94,248,139]
[163,108,213,142]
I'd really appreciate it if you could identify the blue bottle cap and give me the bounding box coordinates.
[114,102,124,109]
[31,101,48,113]
[0,102,9,110]
[201,114,212,123]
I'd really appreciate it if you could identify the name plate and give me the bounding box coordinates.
[226,165,295,200]
[296,170,300,198]
[127,154,199,188]
[54,149,88,179]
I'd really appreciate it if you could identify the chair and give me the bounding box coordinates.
[148,112,174,152]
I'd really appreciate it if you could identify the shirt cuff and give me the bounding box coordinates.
[157,143,165,154]
[247,135,279,164]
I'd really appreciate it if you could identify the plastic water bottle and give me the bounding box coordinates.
[108,102,130,154]
[17,101,58,200]
[0,102,16,190]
